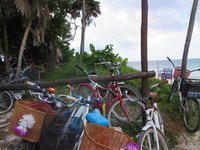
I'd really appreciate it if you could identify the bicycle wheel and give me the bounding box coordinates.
[119,83,142,100]
[24,68,40,81]
[182,98,200,133]
[35,64,46,74]
[138,127,168,150]
[0,91,14,115]
[167,80,178,102]
[56,94,76,107]
[107,98,144,126]
[77,84,94,98]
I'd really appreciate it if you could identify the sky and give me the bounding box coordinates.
[70,0,200,62]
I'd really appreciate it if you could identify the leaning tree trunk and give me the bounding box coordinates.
[141,0,148,97]
[2,14,10,72]
[181,0,198,78]
[15,19,32,79]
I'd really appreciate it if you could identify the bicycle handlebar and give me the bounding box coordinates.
[167,57,200,73]
[150,79,168,90]
[167,57,176,68]
[26,81,44,93]
[94,61,122,75]
[76,64,106,90]
[94,61,111,66]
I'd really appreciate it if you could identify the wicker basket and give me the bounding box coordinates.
[173,67,191,79]
[9,100,56,142]
[79,123,133,150]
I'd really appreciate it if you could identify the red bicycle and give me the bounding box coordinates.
[76,63,144,127]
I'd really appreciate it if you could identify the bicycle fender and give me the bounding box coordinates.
[141,124,152,131]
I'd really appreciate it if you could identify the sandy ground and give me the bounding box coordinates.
[175,131,200,150]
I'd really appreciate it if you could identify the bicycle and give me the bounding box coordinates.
[167,57,200,133]
[78,61,142,101]
[0,76,28,115]
[74,64,144,128]
[8,58,40,81]
[35,63,46,74]
[16,81,109,150]
[137,80,169,150]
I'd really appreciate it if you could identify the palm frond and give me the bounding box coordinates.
[14,0,31,17]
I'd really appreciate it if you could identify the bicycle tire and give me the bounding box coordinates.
[0,91,14,115]
[182,98,200,133]
[24,68,40,81]
[107,84,143,124]
[77,84,94,98]
[138,127,168,150]
[167,80,178,102]
[35,65,46,74]
[56,94,76,107]
[0,73,11,85]
[118,83,142,100]
[153,110,164,133]
[107,98,144,126]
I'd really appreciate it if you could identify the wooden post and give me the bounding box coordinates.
[141,0,148,97]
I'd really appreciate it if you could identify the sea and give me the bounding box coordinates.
[128,58,200,79]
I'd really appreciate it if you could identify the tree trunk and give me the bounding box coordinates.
[2,15,10,72]
[15,19,32,78]
[0,71,156,91]
[141,0,148,97]
[80,0,86,58]
[181,0,198,78]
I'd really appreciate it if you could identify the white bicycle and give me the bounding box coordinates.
[137,80,169,150]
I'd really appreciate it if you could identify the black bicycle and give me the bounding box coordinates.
[167,57,200,133]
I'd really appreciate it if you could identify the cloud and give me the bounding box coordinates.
[70,0,200,62]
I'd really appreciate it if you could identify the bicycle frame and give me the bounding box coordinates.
[81,80,131,119]
[76,64,132,120]
[167,57,200,110]
[141,108,161,150]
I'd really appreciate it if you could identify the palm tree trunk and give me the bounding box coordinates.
[80,0,86,58]
[15,19,32,78]
[181,0,198,78]
[141,0,148,97]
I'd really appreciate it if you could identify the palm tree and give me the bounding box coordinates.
[181,0,198,78]
[80,0,86,57]
[14,0,50,78]
[69,0,101,57]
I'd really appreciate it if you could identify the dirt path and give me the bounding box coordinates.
[0,112,21,150]
[175,131,200,150]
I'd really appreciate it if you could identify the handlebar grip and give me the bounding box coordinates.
[26,81,43,92]
[166,57,171,61]
[76,64,85,72]
[26,81,35,86]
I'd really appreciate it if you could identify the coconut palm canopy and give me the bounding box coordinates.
[0,0,101,74]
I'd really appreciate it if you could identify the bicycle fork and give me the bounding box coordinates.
[119,95,130,120]
[143,109,160,150]
[179,92,188,112]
